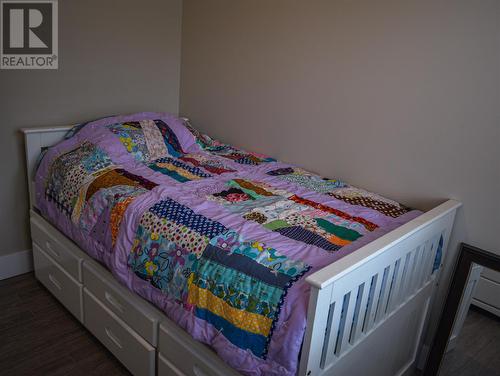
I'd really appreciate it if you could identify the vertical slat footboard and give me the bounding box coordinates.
[299,200,460,376]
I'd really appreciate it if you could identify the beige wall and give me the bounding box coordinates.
[180,0,499,254]
[0,0,182,257]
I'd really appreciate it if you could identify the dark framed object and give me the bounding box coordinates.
[424,243,500,375]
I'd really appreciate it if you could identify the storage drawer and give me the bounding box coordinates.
[158,352,184,376]
[30,211,84,281]
[481,268,500,284]
[158,322,240,376]
[83,260,162,345]
[83,289,155,376]
[474,276,500,311]
[33,243,83,322]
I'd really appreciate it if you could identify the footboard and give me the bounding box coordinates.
[299,200,461,376]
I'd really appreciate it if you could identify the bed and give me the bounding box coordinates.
[22,112,461,376]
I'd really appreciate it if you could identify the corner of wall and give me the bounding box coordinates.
[0,249,33,280]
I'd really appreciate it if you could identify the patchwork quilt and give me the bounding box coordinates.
[35,112,421,375]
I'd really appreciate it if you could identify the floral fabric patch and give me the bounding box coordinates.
[107,119,184,162]
[107,122,151,162]
[140,119,169,160]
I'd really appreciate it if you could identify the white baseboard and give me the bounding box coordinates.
[0,249,33,280]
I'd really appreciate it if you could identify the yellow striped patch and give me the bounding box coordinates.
[156,162,202,180]
[187,284,272,337]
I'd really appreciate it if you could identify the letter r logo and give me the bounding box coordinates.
[2,1,53,54]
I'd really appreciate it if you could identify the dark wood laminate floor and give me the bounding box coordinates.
[0,272,130,376]
[439,306,500,376]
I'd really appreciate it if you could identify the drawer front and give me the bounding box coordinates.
[83,289,155,376]
[474,276,500,309]
[33,243,83,322]
[481,268,500,284]
[159,323,240,376]
[83,261,161,345]
[31,213,81,280]
[158,352,185,376]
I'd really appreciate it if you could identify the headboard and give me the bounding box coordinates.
[21,125,74,208]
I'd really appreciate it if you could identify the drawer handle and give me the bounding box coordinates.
[48,274,62,291]
[46,241,60,258]
[105,327,123,349]
[193,365,209,376]
[105,292,124,313]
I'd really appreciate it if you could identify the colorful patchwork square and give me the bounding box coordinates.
[328,187,411,218]
[107,122,151,162]
[267,167,346,193]
[208,179,378,252]
[129,223,200,301]
[267,168,410,218]
[74,168,158,246]
[45,141,158,248]
[148,156,212,183]
[45,142,113,215]
[179,154,236,175]
[213,187,253,203]
[129,212,310,359]
[140,119,169,160]
[154,119,184,157]
[128,197,229,302]
[149,198,228,240]
[138,211,211,258]
[107,119,184,162]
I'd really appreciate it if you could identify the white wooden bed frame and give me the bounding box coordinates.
[22,125,461,376]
